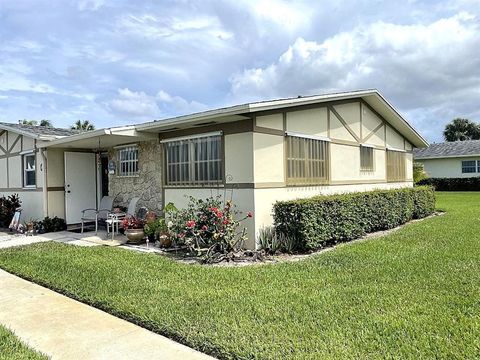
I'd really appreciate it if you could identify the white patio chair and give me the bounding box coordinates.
[106,197,140,240]
[81,196,114,234]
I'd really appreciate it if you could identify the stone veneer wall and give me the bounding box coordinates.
[108,140,163,213]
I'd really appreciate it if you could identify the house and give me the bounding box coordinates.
[0,123,78,221]
[414,140,480,178]
[1,90,428,248]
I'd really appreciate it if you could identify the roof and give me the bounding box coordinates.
[136,89,429,148]
[0,122,79,141]
[41,89,429,149]
[414,140,480,159]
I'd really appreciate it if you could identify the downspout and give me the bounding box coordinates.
[40,148,48,217]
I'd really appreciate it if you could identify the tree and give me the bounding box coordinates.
[21,119,38,126]
[71,120,95,131]
[443,118,480,142]
[39,119,52,127]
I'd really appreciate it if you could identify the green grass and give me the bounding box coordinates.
[0,325,47,360]
[0,192,479,359]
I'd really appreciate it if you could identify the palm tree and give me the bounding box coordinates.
[39,119,52,127]
[443,118,480,142]
[71,120,95,131]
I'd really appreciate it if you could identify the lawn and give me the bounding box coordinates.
[0,192,479,359]
[0,325,47,360]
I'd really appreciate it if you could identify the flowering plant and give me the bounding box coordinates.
[121,216,145,230]
[167,196,253,262]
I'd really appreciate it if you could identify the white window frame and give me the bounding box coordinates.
[117,145,139,177]
[461,160,479,174]
[163,134,223,186]
[23,153,36,188]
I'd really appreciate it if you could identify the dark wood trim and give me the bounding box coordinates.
[159,119,254,141]
[47,186,65,192]
[8,134,21,153]
[362,122,385,143]
[0,187,42,192]
[252,126,284,136]
[328,105,361,142]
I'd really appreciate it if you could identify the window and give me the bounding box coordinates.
[286,135,329,185]
[386,150,406,182]
[165,134,222,186]
[360,146,374,172]
[23,154,36,187]
[118,146,139,176]
[461,160,477,173]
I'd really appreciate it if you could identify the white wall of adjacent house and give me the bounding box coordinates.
[418,157,480,178]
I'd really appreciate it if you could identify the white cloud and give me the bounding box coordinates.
[0,61,57,94]
[229,12,480,140]
[77,0,105,11]
[248,0,312,32]
[106,88,208,120]
[156,90,208,114]
[116,13,234,42]
[107,88,160,118]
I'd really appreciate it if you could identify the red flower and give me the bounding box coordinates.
[216,211,223,218]
[247,211,253,218]
[201,225,208,231]
[223,219,230,225]
[209,207,218,212]
[186,220,196,228]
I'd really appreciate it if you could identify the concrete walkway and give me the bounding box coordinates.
[0,269,214,359]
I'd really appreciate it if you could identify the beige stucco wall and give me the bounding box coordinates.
[256,114,283,130]
[108,140,163,213]
[224,132,254,183]
[253,133,284,183]
[418,157,480,178]
[45,148,66,218]
[286,108,328,136]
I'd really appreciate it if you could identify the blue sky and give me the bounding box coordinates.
[0,0,479,142]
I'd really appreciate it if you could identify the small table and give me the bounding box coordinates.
[106,212,126,240]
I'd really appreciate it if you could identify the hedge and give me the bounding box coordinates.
[417,177,480,191]
[273,186,435,251]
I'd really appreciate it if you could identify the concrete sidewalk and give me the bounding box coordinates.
[0,269,214,359]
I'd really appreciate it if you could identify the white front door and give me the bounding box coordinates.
[64,152,97,224]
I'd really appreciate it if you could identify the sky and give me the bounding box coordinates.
[0,0,479,142]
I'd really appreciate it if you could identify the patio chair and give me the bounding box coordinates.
[106,197,140,239]
[81,196,114,234]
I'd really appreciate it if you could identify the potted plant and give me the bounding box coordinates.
[122,216,146,243]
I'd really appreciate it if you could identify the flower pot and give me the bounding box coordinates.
[158,234,172,248]
[125,229,145,243]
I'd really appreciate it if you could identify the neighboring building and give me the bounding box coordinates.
[414,140,480,178]
[0,123,78,221]
[1,90,428,248]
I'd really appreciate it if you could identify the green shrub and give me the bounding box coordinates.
[413,162,428,183]
[37,216,67,233]
[273,186,435,251]
[417,177,480,191]
[0,194,21,227]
